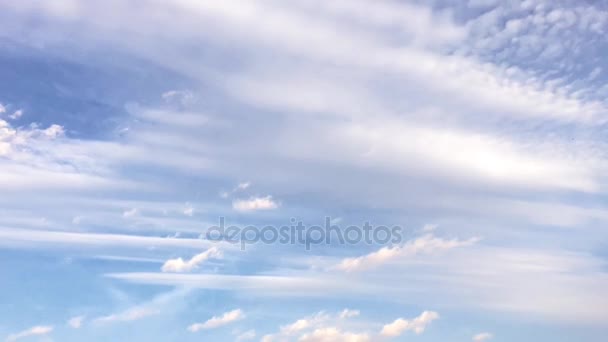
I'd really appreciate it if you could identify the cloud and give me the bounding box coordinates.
[122,208,138,218]
[236,182,250,190]
[8,109,23,120]
[94,307,160,323]
[162,90,195,106]
[6,325,53,342]
[339,309,360,319]
[380,311,439,337]
[161,247,222,273]
[232,196,279,212]
[298,327,370,342]
[221,181,252,199]
[67,315,85,328]
[0,227,217,250]
[473,332,493,342]
[335,234,479,272]
[183,202,194,216]
[188,309,244,332]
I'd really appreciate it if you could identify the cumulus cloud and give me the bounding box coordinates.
[8,109,23,120]
[473,332,493,341]
[261,310,376,342]
[232,196,279,212]
[298,327,370,342]
[380,311,439,337]
[262,312,331,341]
[0,120,65,157]
[161,247,222,273]
[6,325,53,342]
[339,309,360,319]
[67,315,85,328]
[336,234,479,272]
[188,309,244,332]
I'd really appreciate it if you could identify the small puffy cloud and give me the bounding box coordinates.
[0,120,65,157]
[233,196,279,212]
[94,307,160,323]
[183,202,194,216]
[339,309,360,319]
[161,247,222,273]
[6,325,53,342]
[41,124,64,138]
[0,103,5,113]
[9,109,23,120]
[235,329,256,341]
[261,312,334,341]
[188,309,244,332]
[67,315,85,328]
[380,311,439,337]
[298,327,370,342]
[236,182,251,190]
[122,208,138,218]
[473,332,493,342]
[336,234,479,272]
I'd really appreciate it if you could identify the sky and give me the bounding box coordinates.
[1,0,608,341]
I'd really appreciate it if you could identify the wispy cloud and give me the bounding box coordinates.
[94,307,160,324]
[335,234,479,272]
[473,332,494,342]
[6,325,53,342]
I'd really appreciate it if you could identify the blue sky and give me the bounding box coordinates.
[1,0,608,341]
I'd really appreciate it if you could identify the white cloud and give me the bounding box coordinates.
[94,307,160,323]
[67,315,85,328]
[6,325,53,342]
[188,309,244,332]
[183,202,194,216]
[122,208,138,218]
[162,89,195,106]
[161,247,222,273]
[298,327,370,342]
[9,109,23,120]
[335,234,479,272]
[232,196,279,212]
[0,103,5,113]
[0,227,218,250]
[236,181,251,190]
[339,309,360,319]
[235,329,256,341]
[473,332,493,342]
[380,311,439,337]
